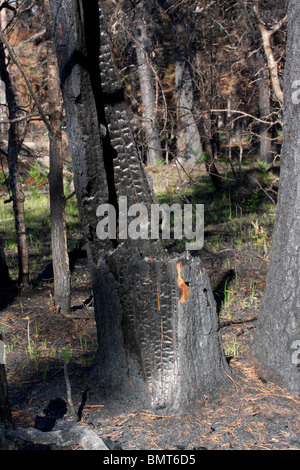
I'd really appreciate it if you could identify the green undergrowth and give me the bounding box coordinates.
[0,189,82,282]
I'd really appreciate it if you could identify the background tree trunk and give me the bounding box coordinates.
[49,0,230,412]
[0,41,29,288]
[253,2,285,106]
[156,0,223,188]
[44,0,71,313]
[175,58,203,165]
[253,0,300,395]
[257,51,273,165]
[134,1,163,167]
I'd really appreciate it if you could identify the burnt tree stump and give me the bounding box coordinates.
[49,0,230,412]
[92,245,228,410]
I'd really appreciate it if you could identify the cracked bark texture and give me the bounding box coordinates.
[253,0,300,396]
[49,0,229,412]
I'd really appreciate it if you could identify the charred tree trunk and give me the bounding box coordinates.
[0,41,29,288]
[253,0,300,396]
[134,2,163,167]
[44,0,71,313]
[0,334,12,430]
[49,0,230,412]
[0,237,11,287]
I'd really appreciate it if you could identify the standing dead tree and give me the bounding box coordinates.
[253,1,286,106]
[49,0,230,412]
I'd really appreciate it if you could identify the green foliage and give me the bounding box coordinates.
[196,152,208,165]
[246,190,260,213]
[27,161,49,199]
[0,167,8,187]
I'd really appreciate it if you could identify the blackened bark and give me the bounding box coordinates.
[0,335,12,430]
[253,0,300,395]
[0,237,11,287]
[0,42,29,288]
[44,0,71,313]
[50,0,230,412]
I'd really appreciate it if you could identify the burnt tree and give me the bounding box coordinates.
[49,0,230,412]
[0,237,11,287]
[253,0,300,395]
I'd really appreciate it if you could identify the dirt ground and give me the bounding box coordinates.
[1,244,300,451]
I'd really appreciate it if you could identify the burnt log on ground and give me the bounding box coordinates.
[49,0,230,412]
[6,421,109,450]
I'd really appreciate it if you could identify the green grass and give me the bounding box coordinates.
[0,187,81,281]
[0,161,278,367]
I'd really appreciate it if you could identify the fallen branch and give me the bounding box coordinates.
[6,420,109,450]
[220,316,258,329]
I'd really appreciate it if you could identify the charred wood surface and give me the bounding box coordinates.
[50,0,230,412]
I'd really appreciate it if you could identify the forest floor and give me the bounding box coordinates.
[0,161,300,451]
